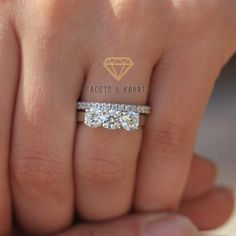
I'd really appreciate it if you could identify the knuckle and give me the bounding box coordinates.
[0,0,9,8]
[20,1,71,47]
[29,0,80,27]
[149,120,190,154]
[11,148,68,200]
[169,0,221,38]
[78,151,126,189]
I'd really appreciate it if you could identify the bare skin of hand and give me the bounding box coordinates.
[14,156,234,236]
[0,0,235,235]
[13,213,201,236]
[54,213,201,236]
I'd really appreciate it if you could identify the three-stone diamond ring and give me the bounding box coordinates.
[77,102,151,131]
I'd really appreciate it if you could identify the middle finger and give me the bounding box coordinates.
[10,4,86,234]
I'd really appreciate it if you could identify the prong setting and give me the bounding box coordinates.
[84,108,140,131]
[79,102,149,131]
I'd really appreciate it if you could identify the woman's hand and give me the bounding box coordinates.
[0,0,235,235]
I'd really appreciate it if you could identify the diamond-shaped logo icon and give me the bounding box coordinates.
[103,57,134,81]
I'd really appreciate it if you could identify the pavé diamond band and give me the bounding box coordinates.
[77,102,151,131]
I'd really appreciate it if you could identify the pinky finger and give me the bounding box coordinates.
[179,187,234,230]
[183,154,218,201]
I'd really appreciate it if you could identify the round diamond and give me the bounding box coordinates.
[120,111,139,131]
[84,108,104,128]
[102,109,122,130]
[84,107,141,131]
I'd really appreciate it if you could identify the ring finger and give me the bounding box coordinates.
[75,47,157,220]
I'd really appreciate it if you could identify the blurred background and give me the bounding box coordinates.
[196,55,236,235]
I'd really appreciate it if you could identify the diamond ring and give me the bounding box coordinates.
[77,102,151,131]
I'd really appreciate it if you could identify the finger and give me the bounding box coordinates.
[58,213,199,236]
[75,54,154,220]
[0,16,20,235]
[10,12,85,235]
[135,43,223,211]
[183,154,217,200]
[73,4,162,220]
[179,187,234,230]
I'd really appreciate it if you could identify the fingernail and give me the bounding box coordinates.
[141,215,199,236]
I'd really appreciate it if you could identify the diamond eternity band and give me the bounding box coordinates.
[77,102,151,131]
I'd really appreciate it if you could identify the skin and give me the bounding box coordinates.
[54,214,201,236]
[0,0,235,235]
[13,156,235,235]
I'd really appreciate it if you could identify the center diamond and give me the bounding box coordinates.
[102,109,122,130]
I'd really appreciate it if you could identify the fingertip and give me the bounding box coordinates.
[142,214,199,236]
[193,154,219,176]
[183,154,218,200]
[59,214,200,236]
[180,186,234,230]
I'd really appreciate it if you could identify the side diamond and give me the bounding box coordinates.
[120,111,139,131]
[84,108,103,128]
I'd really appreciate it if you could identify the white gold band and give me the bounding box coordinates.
[77,102,151,114]
[77,102,150,131]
